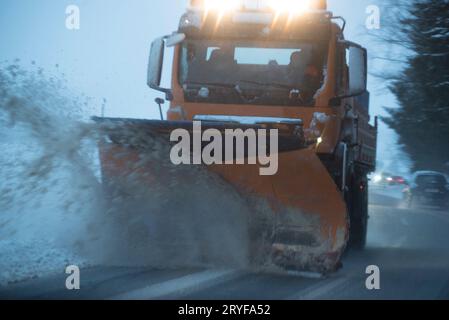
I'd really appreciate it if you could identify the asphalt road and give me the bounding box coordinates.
[1,201,449,300]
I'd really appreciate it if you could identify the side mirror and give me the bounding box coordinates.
[148,37,164,89]
[166,33,186,47]
[347,45,367,96]
[147,37,173,100]
[334,41,368,102]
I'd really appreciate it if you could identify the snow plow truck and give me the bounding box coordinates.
[94,0,377,274]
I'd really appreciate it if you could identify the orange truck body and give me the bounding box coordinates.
[95,2,377,273]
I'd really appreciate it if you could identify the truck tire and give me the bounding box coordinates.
[347,173,369,250]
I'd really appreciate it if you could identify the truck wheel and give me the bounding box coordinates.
[348,174,369,250]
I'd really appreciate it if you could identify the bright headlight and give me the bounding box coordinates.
[268,0,312,15]
[204,0,241,12]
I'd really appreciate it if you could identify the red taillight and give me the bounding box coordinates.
[393,177,406,184]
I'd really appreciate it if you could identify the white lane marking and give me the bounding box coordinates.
[111,269,242,300]
[287,270,324,279]
[392,236,408,248]
[288,277,350,300]
[372,204,449,225]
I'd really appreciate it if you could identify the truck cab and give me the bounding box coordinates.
[149,0,376,170]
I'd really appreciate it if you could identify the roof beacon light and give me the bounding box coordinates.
[189,0,327,13]
[190,0,241,13]
[269,0,312,15]
[270,0,328,14]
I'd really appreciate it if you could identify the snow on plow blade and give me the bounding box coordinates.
[93,117,348,274]
[92,117,308,155]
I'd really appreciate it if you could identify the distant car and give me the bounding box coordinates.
[371,172,408,186]
[388,176,408,186]
[403,171,449,209]
[371,172,391,185]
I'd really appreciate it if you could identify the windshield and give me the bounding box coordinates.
[179,39,328,106]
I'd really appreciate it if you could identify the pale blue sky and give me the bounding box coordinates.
[0,0,408,172]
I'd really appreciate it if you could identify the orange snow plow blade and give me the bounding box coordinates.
[93,117,348,273]
[210,149,348,272]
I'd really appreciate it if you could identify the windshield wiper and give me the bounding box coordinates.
[237,80,297,90]
[184,81,237,90]
[184,81,255,102]
[185,81,297,91]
